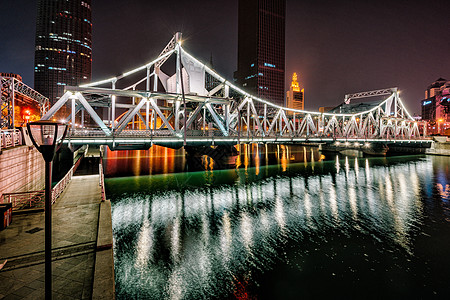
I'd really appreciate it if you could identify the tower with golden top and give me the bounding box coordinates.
[286,72,304,111]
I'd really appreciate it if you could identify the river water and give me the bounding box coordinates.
[104,145,450,299]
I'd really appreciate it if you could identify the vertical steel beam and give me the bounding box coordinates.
[81,108,84,128]
[264,104,267,135]
[146,102,150,130]
[71,96,76,130]
[111,80,116,130]
[225,104,229,132]
[247,98,250,136]
[146,66,151,91]
[11,78,15,129]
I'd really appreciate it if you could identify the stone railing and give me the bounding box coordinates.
[0,129,23,151]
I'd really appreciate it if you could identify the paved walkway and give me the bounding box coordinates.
[0,174,102,299]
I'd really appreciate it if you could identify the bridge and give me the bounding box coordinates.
[39,33,429,153]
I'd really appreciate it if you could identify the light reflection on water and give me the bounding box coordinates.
[107,152,450,299]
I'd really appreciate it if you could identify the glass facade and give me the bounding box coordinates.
[34,0,92,104]
[235,0,286,110]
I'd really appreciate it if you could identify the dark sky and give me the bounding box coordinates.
[1,0,449,114]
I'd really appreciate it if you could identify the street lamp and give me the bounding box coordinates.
[27,120,67,300]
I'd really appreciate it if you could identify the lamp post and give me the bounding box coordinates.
[27,121,68,300]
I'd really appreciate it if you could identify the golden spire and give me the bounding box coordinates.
[291,72,300,92]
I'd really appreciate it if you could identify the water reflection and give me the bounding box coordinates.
[104,144,323,178]
[108,154,450,299]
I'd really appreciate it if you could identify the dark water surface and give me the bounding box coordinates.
[105,145,450,299]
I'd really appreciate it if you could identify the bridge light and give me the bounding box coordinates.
[345,142,350,146]
[335,141,340,146]
[354,142,360,147]
[364,142,371,148]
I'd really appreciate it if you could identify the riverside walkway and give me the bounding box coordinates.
[0,167,114,299]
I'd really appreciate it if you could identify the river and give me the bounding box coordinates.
[104,145,450,299]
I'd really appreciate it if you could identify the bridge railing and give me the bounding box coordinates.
[0,129,23,151]
[99,160,106,202]
[66,128,429,141]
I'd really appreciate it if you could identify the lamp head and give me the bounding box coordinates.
[27,120,68,162]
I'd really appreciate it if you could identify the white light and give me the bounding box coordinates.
[364,142,371,148]
[335,141,340,146]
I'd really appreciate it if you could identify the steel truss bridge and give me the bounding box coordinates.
[41,33,429,151]
[1,76,49,129]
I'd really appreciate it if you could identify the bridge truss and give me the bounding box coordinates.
[0,76,49,129]
[41,33,426,149]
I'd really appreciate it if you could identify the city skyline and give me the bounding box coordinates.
[1,0,449,114]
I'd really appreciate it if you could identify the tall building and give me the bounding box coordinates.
[286,73,304,111]
[421,78,450,122]
[34,0,92,105]
[421,78,450,134]
[234,0,286,110]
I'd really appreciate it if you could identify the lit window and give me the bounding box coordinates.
[264,63,276,68]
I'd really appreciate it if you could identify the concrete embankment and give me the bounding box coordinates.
[426,137,450,156]
[0,161,115,299]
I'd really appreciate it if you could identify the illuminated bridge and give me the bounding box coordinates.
[41,33,430,152]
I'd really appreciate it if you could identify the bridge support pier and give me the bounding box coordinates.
[184,145,239,170]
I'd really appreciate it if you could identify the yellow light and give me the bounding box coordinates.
[439,119,444,122]
[291,73,301,92]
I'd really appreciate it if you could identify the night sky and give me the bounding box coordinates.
[1,0,449,114]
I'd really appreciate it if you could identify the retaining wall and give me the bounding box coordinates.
[0,146,45,195]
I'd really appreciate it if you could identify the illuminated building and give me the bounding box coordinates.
[421,78,450,121]
[34,0,92,104]
[286,73,304,111]
[234,0,286,110]
[421,78,450,134]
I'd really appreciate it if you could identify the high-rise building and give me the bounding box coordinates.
[421,78,450,134]
[421,78,450,122]
[286,73,304,111]
[234,0,286,110]
[34,0,92,105]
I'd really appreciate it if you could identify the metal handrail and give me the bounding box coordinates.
[99,159,106,202]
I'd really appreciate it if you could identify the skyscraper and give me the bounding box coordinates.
[34,0,92,104]
[235,0,286,110]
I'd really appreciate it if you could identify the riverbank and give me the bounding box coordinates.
[0,165,115,299]
[426,137,450,156]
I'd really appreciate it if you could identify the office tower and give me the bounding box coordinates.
[34,0,92,104]
[286,72,304,111]
[235,0,286,110]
